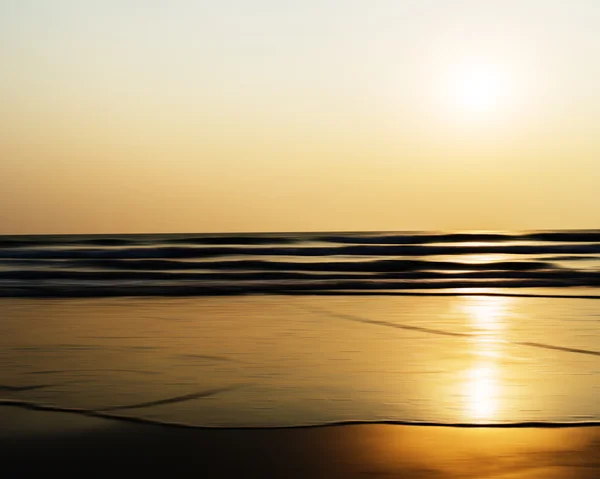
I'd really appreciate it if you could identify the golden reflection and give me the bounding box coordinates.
[466,365,497,420]
[459,296,511,422]
[457,253,509,264]
[452,241,499,247]
[461,295,508,335]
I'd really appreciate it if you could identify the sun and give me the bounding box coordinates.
[441,62,519,117]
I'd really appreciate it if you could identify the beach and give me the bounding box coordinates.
[2,405,600,477]
[2,233,600,477]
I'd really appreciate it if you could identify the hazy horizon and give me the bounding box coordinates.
[2,228,600,238]
[2,1,599,234]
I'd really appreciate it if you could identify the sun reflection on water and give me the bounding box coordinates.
[460,296,511,422]
[467,365,497,420]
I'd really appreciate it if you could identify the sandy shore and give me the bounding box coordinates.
[1,406,600,478]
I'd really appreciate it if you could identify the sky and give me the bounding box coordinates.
[1,0,599,234]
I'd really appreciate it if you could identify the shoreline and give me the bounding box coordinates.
[2,406,600,477]
[3,399,600,429]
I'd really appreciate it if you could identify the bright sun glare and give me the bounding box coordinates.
[442,63,519,117]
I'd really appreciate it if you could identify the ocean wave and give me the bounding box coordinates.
[0,269,570,281]
[317,232,518,244]
[6,258,553,272]
[3,267,600,283]
[1,231,599,297]
[2,243,600,259]
[1,278,599,297]
[0,235,299,248]
[3,230,600,249]
[318,231,600,244]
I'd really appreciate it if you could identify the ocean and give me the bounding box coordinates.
[1,230,600,428]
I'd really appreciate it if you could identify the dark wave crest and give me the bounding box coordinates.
[43,258,554,271]
[319,231,600,244]
[5,268,588,282]
[2,243,600,260]
[2,278,599,298]
[0,234,299,248]
[3,230,600,249]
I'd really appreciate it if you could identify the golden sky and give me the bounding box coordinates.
[1,1,599,234]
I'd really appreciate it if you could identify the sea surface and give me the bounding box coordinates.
[1,230,600,428]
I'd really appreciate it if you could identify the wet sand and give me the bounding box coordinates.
[1,406,600,478]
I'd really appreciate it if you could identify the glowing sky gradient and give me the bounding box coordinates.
[1,1,599,234]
